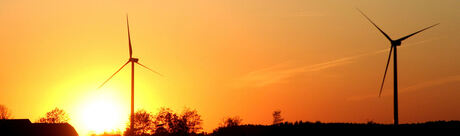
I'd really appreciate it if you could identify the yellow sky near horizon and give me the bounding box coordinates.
[0,0,459,135]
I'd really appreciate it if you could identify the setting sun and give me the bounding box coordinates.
[76,93,128,134]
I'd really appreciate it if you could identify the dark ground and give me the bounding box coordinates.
[210,121,460,136]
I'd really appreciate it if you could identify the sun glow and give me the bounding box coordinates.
[78,93,128,134]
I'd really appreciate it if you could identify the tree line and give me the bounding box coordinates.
[125,107,203,136]
[4,104,459,135]
[1,104,288,136]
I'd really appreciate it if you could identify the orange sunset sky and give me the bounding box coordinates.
[0,0,459,135]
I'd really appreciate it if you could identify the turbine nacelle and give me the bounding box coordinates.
[391,40,402,46]
[130,58,139,62]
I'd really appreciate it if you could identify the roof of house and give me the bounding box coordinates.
[0,119,78,136]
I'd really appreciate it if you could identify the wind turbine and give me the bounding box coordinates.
[357,9,439,125]
[98,15,163,133]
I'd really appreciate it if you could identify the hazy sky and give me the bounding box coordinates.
[0,0,459,135]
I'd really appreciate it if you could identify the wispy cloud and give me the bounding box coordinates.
[347,74,460,101]
[259,10,325,17]
[234,38,439,88]
[289,10,325,17]
[235,58,355,88]
[235,51,377,88]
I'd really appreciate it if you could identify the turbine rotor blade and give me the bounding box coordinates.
[357,8,393,41]
[396,23,439,42]
[127,14,133,58]
[379,46,394,97]
[98,60,131,89]
[135,62,164,77]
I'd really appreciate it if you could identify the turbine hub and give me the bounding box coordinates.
[130,58,139,62]
[391,40,402,46]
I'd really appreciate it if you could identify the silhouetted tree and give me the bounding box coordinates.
[220,116,242,127]
[272,110,284,124]
[0,104,12,119]
[36,107,69,123]
[125,109,155,136]
[153,107,177,135]
[153,126,168,136]
[180,108,202,134]
[152,107,203,136]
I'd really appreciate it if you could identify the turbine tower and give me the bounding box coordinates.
[98,15,163,134]
[358,9,438,125]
